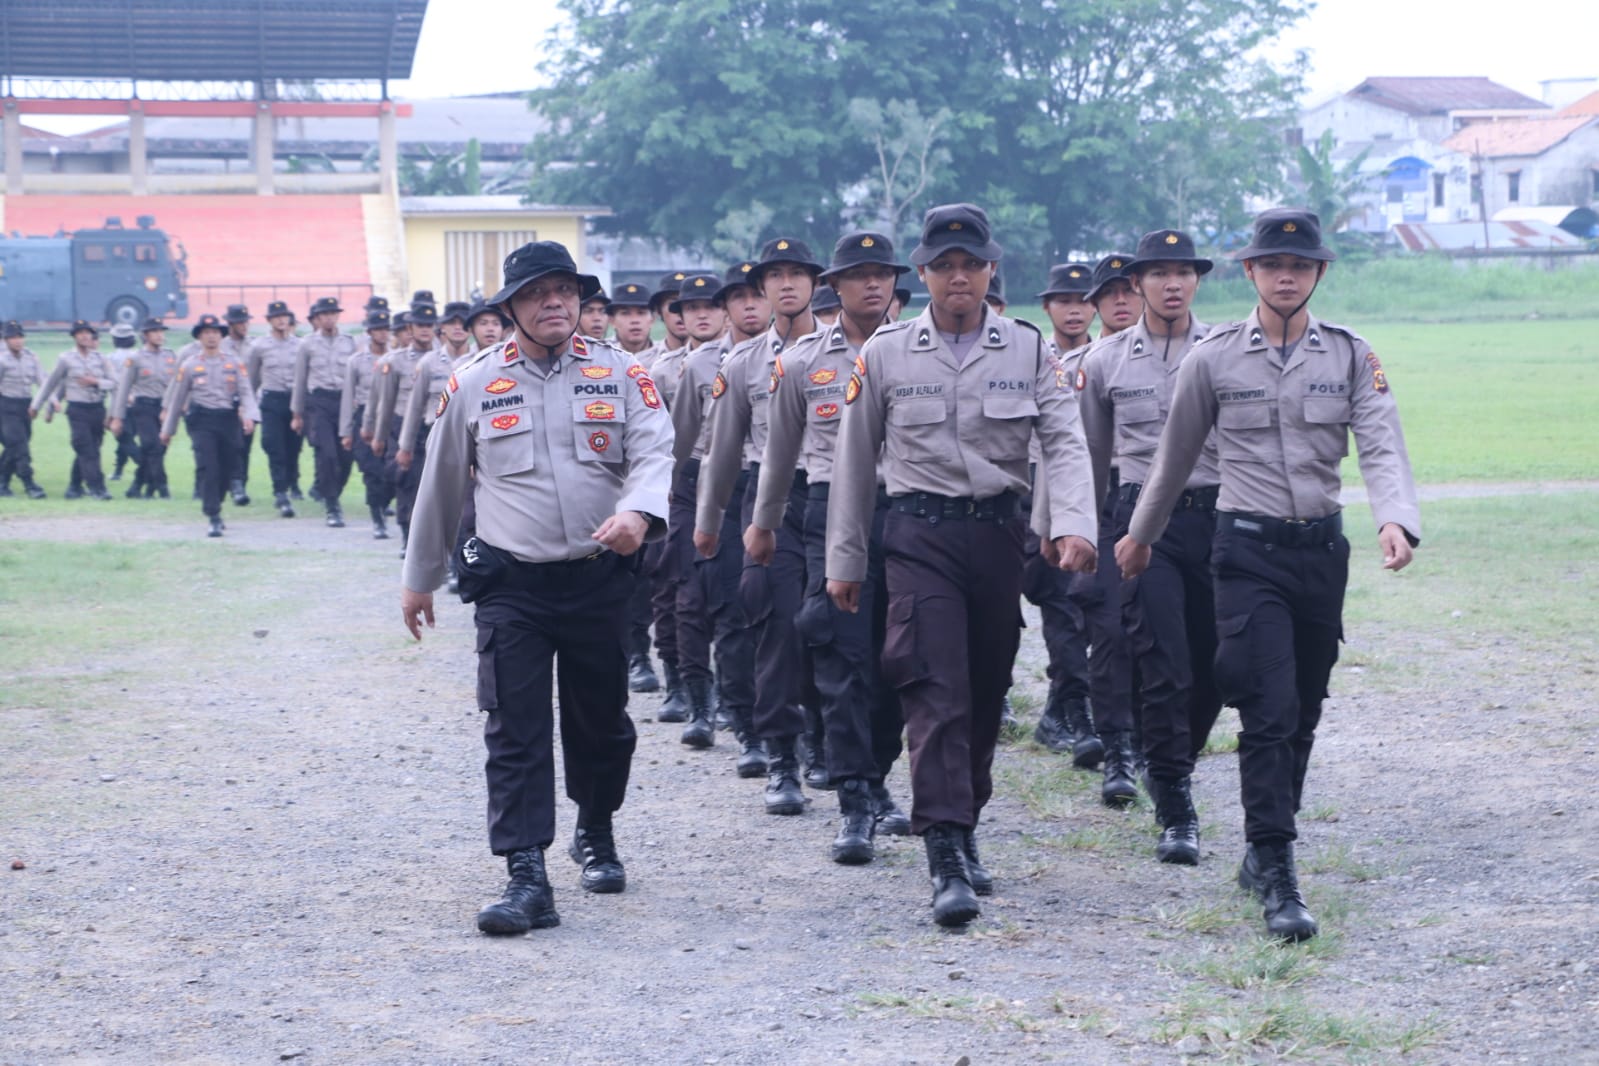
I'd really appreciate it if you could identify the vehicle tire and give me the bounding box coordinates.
[105,296,148,328]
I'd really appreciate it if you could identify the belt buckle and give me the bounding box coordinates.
[965,500,976,516]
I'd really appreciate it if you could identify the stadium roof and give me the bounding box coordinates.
[0,0,427,84]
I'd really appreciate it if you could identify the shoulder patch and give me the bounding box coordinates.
[852,354,867,378]
[447,373,459,394]
[711,372,727,399]
[1366,352,1389,393]
[436,389,449,418]
[627,363,648,378]
[637,375,661,409]
[845,373,862,405]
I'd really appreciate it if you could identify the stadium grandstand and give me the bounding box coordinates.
[0,0,609,322]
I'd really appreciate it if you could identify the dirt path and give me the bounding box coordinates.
[2,504,1595,1064]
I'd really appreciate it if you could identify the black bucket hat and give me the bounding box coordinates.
[810,286,841,313]
[191,314,226,338]
[465,300,511,328]
[488,241,603,307]
[581,289,610,309]
[110,324,138,348]
[138,317,165,334]
[909,203,1003,267]
[70,319,99,337]
[1123,229,1214,275]
[265,300,294,320]
[410,289,437,312]
[820,231,911,281]
[1,319,24,338]
[364,310,391,331]
[1232,207,1338,263]
[749,237,823,289]
[224,303,251,324]
[605,282,652,311]
[892,287,912,307]
[364,294,390,313]
[1037,262,1095,299]
[669,273,724,313]
[984,271,1007,307]
[649,270,689,313]
[309,296,343,318]
[441,300,473,324]
[409,304,440,326]
[1085,253,1136,303]
[391,310,410,330]
[714,260,762,306]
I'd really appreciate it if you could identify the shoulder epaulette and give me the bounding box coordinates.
[1013,318,1041,336]
[1317,320,1359,338]
[875,320,913,335]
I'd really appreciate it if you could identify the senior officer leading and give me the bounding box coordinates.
[826,203,1099,928]
[1118,208,1420,942]
[401,241,674,937]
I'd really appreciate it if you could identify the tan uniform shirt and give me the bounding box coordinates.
[752,324,856,530]
[248,333,300,397]
[397,347,466,453]
[1128,309,1421,545]
[1080,315,1217,508]
[38,349,115,407]
[401,335,675,592]
[366,344,430,438]
[825,306,1097,583]
[161,350,260,437]
[651,344,690,410]
[694,329,792,533]
[111,346,180,413]
[669,338,730,466]
[0,347,42,400]
[291,330,357,415]
[339,346,386,438]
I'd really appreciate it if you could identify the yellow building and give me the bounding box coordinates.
[400,195,612,303]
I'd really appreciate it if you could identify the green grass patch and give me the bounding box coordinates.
[1154,990,1445,1061]
[1173,938,1325,990]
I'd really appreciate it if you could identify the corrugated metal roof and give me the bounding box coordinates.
[1349,77,1548,116]
[1392,220,1583,253]
[399,195,610,217]
[1441,115,1596,158]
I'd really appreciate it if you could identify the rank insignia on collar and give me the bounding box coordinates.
[852,354,867,377]
[1249,329,1264,346]
[447,373,459,393]
[503,341,520,364]
[1307,328,1322,347]
[485,377,516,394]
[580,364,613,379]
[916,328,931,347]
[711,373,727,399]
[773,354,784,379]
[571,335,589,357]
[809,368,837,385]
[986,326,1002,346]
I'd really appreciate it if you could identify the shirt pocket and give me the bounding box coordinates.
[1215,401,1280,462]
[1300,396,1351,460]
[1112,397,1163,458]
[572,397,628,464]
[886,397,950,464]
[477,409,536,476]
[978,393,1039,461]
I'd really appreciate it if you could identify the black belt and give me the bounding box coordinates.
[889,490,1019,522]
[312,387,341,398]
[808,481,892,507]
[132,395,161,406]
[1119,481,1219,513]
[1219,510,1343,547]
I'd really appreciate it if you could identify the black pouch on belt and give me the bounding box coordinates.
[454,536,508,604]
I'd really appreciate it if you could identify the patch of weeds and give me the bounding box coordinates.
[1173,939,1324,990]
[1153,990,1445,1060]
[1302,802,1341,822]
[853,992,1045,1033]
[1157,897,1249,936]
[1445,950,1495,966]
[1201,707,1242,755]
[1048,994,1120,1036]
[1041,825,1122,852]
[1414,914,1445,928]
[1303,841,1391,883]
[998,763,1095,820]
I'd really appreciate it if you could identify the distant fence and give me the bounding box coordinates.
[184,281,375,319]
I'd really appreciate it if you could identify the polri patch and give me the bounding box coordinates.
[1366,352,1388,393]
[638,376,661,409]
[711,373,727,399]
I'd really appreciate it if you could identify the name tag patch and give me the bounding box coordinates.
[1218,388,1267,403]
[1110,386,1157,402]
[482,394,524,412]
[892,383,944,399]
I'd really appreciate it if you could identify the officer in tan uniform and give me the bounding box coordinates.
[644,271,692,385]
[1120,208,1420,941]
[605,282,655,359]
[467,301,510,351]
[368,302,439,547]
[751,231,914,862]
[0,320,47,498]
[248,300,304,516]
[341,309,395,538]
[35,320,115,500]
[579,289,610,340]
[161,314,261,536]
[826,204,1098,927]
[1080,230,1220,849]
[290,296,358,527]
[401,241,674,936]
[109,317,179,499]
[439,301,476,362]
[809,283,841,327]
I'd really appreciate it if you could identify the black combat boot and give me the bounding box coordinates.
[568,819,626,894]
[274,491,295,517]
[924,824,981,927]
[869,780,911,836]
[735,732,768,778]
[23,479,47,499]
[656,660,689,724]
[1153,775,1200,865]
[288,484,304,501]
[64,485,84,500]
[831,778,877,865]
[124,472,145,498]
[1065,699,1105,770]
[151,483,168,499]
[1239,842,1318,942]
[207,516,224,538]
[680,674,716,749]
[0,483,12,497]
[325,500,345,528]
[628,653,660,693]
[230,478,250,506]
[369,504,389,539]
[308,484,323,503]
[1100,731,1139,807]
[763,737,806,815]
[1032,688,1074,752]
[476,848,560,935]
[962,827,993,896]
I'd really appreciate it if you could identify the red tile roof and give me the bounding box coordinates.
[1349,77,1547,115]
[1441,115,1596,158]
[1559,90,1599,117]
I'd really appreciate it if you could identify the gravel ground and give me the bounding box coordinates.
[3,501,1595,1065]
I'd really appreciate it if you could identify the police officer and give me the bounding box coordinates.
[467,300,509,352]
[395,305,471,570]
[161,314,261,536]
[752,231,914,862]
[400,241,674,936]
[290,296,358,527]
[605,282,655,359]
[1119,208,1420,941]
[826,204,1098,927]
[109,318,179,500]
[810,283,841,327]
[579,289,610,340]
[644,271,691,389]
[370,300,440,548]
[0,320,47,498]
[341,309,396,538]
[248,300,305,516]
[36,320,115,500]
[214,305,254,505]
[439,301,476,362]
[1081,230,1219,837]
[103,325,143,490]
[1025,263,1097,760]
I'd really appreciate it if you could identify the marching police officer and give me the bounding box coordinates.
[401,240,674,936]
[292,296,358,527]
[439,301,476,362]
[579,289,610,340]
[368,300,439,547]
[605,282,655,359]
[1082,229,1220,846]
[161,314,260,536]
[341,309,396,538]
[36,320,115,500]
[826,204,1098,927]
[104,325,143,490]
[1119,208,1420,941]
[810,283,841,327]
[248,300,305,516]
[0,320,47,498]
[109,318,179,499]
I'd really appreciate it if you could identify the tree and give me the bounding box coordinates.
[844,98,953,246]
[1296,129,1375,233]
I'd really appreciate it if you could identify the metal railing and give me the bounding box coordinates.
[182,281,375,317]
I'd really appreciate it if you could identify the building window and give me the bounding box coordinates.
[1471,173,1483,204]
[1386,183,1404,204]
[1507,172,1521,203]
[1592,169,1598,197]
[1433,172,1446,207]
[1285,127,1303,149]
[81,244,107,263]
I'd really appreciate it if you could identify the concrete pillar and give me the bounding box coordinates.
[255,102,274,195]
[3,101,22,194]
[378,102,398,197]
[128,106,147,195]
